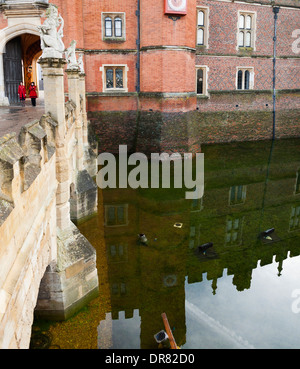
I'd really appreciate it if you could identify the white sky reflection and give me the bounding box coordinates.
[183,255,300,349]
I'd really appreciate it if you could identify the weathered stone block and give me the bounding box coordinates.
[70,169,97,221]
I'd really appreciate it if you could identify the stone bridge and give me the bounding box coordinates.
[0,57,99,349]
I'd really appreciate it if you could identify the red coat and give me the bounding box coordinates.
[18,85,26,99]
[29,85,37,98]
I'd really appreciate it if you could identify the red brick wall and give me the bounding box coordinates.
[196,0,300,57]
[139,0,197,110]
[197,56,299,91]
[141,50,195,93]
[197,90,300,112]
[84,53,137,93]
[82,0,138,51]
[52,0,84,48]
[1,0,299,125]
[52,0,138,50]
[141,0,196,48]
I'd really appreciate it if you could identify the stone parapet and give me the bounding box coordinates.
[0,55,99,348]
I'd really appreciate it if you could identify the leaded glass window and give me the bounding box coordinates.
[197,9,207,46]
[115,68,123,88]
[105,17,112,37]
[197,68,203,94]
[238,12,254,48]
[114,17,122,37]
[106,68,114,89]
[237,69,253,90]
[104,66,126,90]
[244,70,250,90]
[103,13,125,40]
[237,70,243,90]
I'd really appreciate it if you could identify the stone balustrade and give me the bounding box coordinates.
[0,56,99,349]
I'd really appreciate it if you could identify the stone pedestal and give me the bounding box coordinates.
[39,58,71,230]
[79,72,98,178]
[34,57,99,321]
[79,73,88,147]
[66,68,98,222]
[66,68,84,171]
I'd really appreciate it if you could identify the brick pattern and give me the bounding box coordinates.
[197,56,300,91]
[141,50,196,93]
[197,0,300,57]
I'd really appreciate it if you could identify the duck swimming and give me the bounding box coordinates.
[138,233,148,244]
[198,242,213,254]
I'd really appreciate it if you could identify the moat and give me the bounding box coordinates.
[30,138,300,349]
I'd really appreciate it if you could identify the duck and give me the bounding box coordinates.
[138,233,148,244]
[198,242,213,254]
[261,228,275,240]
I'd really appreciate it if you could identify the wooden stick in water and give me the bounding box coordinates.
[161,313,178,349]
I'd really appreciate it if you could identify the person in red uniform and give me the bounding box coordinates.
[18,82,26,107]
[29,82,38,106]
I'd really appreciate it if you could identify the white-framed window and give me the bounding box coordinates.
[238,11,256,49]
[236,67,254,90]
[102,12,126,41]
[196,7,209,47]
[100,64,129,92]
[196,65,209,95]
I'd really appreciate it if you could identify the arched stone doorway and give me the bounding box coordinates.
[0,15,48,105]
[0,0,49,105]
[2,33,42,105]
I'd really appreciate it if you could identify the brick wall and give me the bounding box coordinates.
[141,49,196,93]
[141,0,196,48]
[1,0,299,147]
[197,0,300,57]
[47,0,300,113]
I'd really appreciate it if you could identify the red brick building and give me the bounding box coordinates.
[0,0,299,150]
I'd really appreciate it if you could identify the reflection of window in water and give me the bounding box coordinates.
[225,216,243,245]
[229,185,247,205]
[295,170,300,194]
[105,205,128,226]
[191,197,203,212]
[112,283,126,295]
[189,224,201,249]
[108,244,128,263]
[289,206,300,231]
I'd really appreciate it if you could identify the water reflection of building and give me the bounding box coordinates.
[98,139,300,349]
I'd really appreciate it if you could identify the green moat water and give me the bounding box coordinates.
[31,138,300,349]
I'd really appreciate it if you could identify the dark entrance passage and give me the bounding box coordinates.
[3,37,23,105]
[3,34,42,106]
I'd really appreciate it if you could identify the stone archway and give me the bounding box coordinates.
[0,24,42,105]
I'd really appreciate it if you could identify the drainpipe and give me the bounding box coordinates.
[272,6,280,140]
[136,0,141,94]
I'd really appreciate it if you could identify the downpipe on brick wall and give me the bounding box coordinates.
[136,0,141,95]
[133,0,141,152]
[272,6,280,140]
